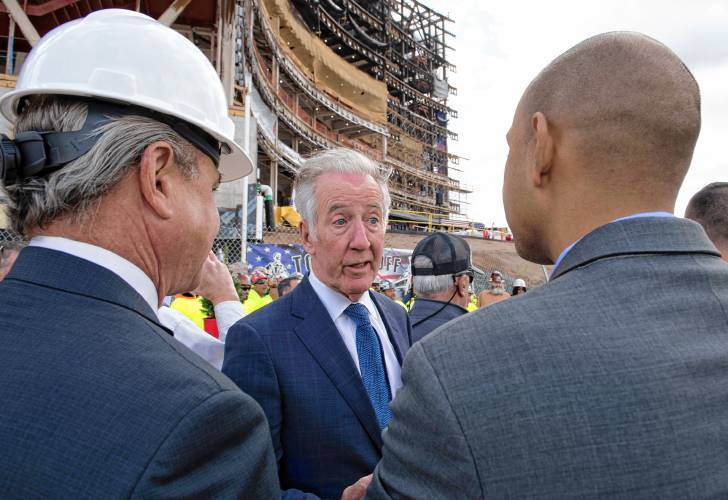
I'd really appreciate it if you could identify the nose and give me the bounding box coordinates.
[349,218,371,251]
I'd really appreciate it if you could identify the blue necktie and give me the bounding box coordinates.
[344,303,392,430]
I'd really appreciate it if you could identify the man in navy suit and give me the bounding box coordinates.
[0,10,277,498]
[223,148,411,499]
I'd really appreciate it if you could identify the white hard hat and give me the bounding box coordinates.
[379,280,394,291]
[0,9,251,182]
[513,278,527,288]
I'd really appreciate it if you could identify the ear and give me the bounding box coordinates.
[529,112,555,188]
[300,220,316,255]
[139,141,178,219]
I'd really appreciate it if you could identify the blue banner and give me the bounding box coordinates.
[246,244,412,294]
[246,244,309,279]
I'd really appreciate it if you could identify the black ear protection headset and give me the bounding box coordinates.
[0,97,226,186]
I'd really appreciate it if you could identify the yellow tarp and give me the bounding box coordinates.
[275,206,302,228]
[260,0,388,124]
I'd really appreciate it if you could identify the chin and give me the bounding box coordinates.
[514,238,551,265]
[342,278,372,298]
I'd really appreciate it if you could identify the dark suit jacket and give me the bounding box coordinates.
[0,247,278,499]
[223,276,411,499]
[367,217,728,499]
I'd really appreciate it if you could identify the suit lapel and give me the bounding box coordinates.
[290,278,383,449]
[370,291,409,364]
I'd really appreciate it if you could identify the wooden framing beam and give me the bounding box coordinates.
[157,0,191,26]
[0,0,79,17]
[1,0,40,46]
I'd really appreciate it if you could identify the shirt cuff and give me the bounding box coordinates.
[213,300,245,342]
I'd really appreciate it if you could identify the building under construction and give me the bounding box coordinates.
[0,0,469,234]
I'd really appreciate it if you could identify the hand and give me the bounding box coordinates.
[340,474,372,500]
[192,251,239,304]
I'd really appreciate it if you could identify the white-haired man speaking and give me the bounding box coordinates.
[223,148,412,499]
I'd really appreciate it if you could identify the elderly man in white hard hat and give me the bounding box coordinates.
[0,10,277,498]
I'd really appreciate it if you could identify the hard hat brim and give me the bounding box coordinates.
[218,141,253,182]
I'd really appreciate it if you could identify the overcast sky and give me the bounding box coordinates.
[426,0,728,226]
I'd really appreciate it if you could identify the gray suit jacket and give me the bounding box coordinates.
[367,217,728,499]
[0,248,278,499]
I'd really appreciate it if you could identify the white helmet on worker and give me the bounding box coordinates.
[379,280,394,291]
[513,278,527,288]
[0,9,251,182]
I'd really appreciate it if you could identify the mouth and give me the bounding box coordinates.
[345,261,371,272]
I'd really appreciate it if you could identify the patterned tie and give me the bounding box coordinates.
[344,303,392,430]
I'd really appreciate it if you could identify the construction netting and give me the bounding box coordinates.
[260,0,388,124]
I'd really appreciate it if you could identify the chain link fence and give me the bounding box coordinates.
[0,228,23,245]
[215,223,547,295]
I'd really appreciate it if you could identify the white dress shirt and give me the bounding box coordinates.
[157,301,243,370]
[308,269,402,397]
[30,236,158,313]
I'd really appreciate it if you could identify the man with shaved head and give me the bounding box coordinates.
[364,33,728,498]
[686,182,728,261]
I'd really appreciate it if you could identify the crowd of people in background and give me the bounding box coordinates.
[2,10,728,500]
[162,254,528,346]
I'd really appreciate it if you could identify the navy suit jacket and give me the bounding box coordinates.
[223,276,411,499]
[0,247,278,499]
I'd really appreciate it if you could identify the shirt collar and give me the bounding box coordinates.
[308,268,377,322]
[29,236,159,314]
[552,211,674,276]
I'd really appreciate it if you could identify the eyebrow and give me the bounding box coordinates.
[327,203,382,214]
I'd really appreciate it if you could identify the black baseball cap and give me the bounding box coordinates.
[411,232,476,276]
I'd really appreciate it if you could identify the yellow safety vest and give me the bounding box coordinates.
[244,288,273,315]
[170,295,206,329]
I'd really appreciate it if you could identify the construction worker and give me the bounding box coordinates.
[244,270,273,314]
[0,9,277,496]
[170,293,206,329]
[238,273,252,302]
[512,278,528,295]
[477,271,511,308]
[467,284,478,312]
[380,279,408,310]
[371,275,382,293]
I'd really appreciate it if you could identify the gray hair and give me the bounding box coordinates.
[412,255,455,297]
[293,148,391,238]
[3,95,199,236]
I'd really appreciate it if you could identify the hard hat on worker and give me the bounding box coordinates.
[0,9,251,182]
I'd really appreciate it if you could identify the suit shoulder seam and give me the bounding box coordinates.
[418,342,485,497]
